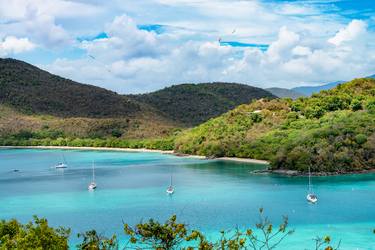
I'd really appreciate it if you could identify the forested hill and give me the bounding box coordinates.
[130,83,276,126]
[175,78,375,173]
[0,59,274,127]
[0,58,143,118]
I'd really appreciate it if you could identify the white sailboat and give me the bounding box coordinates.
[88,161,97,191]
[306,166,317,203]
[166,173,174,195]
[55,153,68,169]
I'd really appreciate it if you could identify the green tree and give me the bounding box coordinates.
[0,216,70,250]
[77,230,118,250]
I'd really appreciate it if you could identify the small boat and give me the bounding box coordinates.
[88,161,97,191]
[166,173,174,195]
[55,163,67,169]
[306,166,317,203]
[55,153,68,169]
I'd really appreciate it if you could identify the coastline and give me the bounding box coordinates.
[1,146,373,176]
[256,169,375,177]
[0,146,269,165]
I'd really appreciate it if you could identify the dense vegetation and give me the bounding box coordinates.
[0,58,144,118]
[0,210,343,250]
[0,59,274,140]
[0,136,175,151]
[131,83,276,126]
[0,104,178,139]
[0,58,181,139]
[175,78,375,173]
[266,87,304,99]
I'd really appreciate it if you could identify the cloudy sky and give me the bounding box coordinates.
[1,0,374,93]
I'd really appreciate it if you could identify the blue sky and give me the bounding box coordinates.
[0,0,374,93]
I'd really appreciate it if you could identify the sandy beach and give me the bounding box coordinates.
[0,146,269,165]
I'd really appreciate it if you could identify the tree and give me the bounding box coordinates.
[313,236,341,250]
[0,216,70,250]
[124,215,188,249]
[77,230,118,250]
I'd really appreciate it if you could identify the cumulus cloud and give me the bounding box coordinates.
[81,15,159,61]
[0,0,101,48]
[42,16,375,93]
[0,0,370,93]
[0,36,36,56]
[328,20,367,46]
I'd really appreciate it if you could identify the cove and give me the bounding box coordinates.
[0,149,374,249]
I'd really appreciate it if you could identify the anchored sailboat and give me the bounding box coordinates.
[166,168,174,195]
[88,161,97,191]
[55,153,68,169]
[306,166,317,203]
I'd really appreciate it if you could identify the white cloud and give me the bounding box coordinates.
[328,20,367,46]
[0,36,36,56]
[0,0,101,48]
[81,15,159,61]
[0,0,372,92]
[43,17,375,93]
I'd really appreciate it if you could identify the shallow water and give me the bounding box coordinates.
[0,149,374,249]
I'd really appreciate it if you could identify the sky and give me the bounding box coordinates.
[0,0,374,94]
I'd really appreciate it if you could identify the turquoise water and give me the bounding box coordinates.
[0,149,374,249]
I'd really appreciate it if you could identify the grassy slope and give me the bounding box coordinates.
[130,82,276,126]
[175,78,375,172]
[0,104,178,139]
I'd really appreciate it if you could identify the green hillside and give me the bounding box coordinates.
[0,58,145,118]
[175,78,375,173]
[0,58,179,139]
[130,82,276,126]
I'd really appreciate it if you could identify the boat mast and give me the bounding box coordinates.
[92,161,95,182]
[62,153,67,164]
[308,165,311,192]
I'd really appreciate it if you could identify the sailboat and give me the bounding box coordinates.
[306,166,317,203]
[88,161,97,191]
[55,153,68,169]
[166,173,174,195]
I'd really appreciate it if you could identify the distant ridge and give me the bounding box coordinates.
[291,81,345,96]
[266,87,305,99]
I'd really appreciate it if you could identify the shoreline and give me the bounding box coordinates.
[0,146,269,165]
[253,169,375,177]
[2,146,373,176]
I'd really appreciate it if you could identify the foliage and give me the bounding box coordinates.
[174,78,375,172]
[0,58,140,118]
[0,213,342,250]
[132,82,275,126]
[0,216,70,250]
[124,209,294,250]
[313,236,341,250]
[124,215,189,249]
[0,136,176,151]
[77,230,118,250]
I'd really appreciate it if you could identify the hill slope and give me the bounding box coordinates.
[175,78,375,173]
[266,87,305,99]
[0,58,144,118]
[130,83,276,126]
[0,58,179,139]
